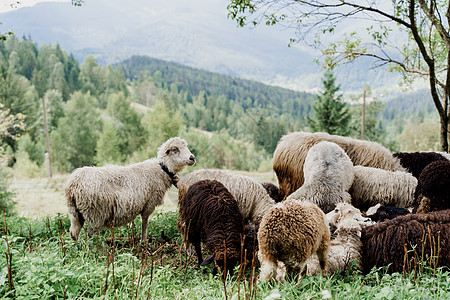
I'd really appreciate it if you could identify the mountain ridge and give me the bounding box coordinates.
[0,0,402,92]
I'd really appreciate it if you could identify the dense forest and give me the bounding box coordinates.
[0,36,440,176]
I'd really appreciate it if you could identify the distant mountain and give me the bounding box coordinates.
[0,0,402,92]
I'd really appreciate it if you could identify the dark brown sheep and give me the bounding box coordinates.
[413,160,450,213]
[361,210,450,274]
[261,182,283,203]
[393,151,448,179]
[179,179,244,277]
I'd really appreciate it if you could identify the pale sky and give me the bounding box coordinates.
[0,0,70,13]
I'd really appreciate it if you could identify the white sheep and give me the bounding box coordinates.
[305,217,363,276]
[257,200,330,283]
[66,137,196,241]
[286,141,354,213]
[350,165,418,210]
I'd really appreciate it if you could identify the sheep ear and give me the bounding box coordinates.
[200,255,214,266]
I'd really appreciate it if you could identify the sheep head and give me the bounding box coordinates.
[157,137,196,174]
[327,202,373,228]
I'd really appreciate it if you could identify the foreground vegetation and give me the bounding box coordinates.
[1,211,448,299]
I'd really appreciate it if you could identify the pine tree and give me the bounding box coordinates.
[308,71,351,136]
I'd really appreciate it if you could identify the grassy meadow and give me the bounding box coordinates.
[1,171,449,299]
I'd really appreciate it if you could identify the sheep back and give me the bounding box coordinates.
[273,131,405,200]
[180,179,244,269]
[414,160,450,213]
[361,210,450,274]
[258,200,330,277]
[393,151,448,179]
[178,169,275,223]
[350,165,417,210]
[65,158,171,231]
[286,141,354,213]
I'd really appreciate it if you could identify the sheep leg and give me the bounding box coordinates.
[316,238,329,277]
[140,213,150,241]
[258,251,278,283]
[69,213,84,241]
[194,241,203,266]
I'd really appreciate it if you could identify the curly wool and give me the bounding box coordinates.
[273,131,405,200]
[180,179,244,275]
[257,200,330,282]
[66,137,195,240]
[286,141,354,213]
[393,151,448,179]
[361,209,450,274]
[414,160,450,213]
[178,169,275,224]
[350,165,418,210]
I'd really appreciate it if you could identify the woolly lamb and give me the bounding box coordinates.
[257,200,330,282]
[361,209,450,274]
[261,182,283,203]
[326,202,373,237]
[350,165,418,211]
[365,204,410,222]
[414,160,450,213]
[179,179,243,276]
[306,217,363,276]
[66,137,195,241]
[393,151,448,178]
[273,131,405,200]
[286,141,354,213]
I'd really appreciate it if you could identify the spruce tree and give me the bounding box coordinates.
[308,71,351,136]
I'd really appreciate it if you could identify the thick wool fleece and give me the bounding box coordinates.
[180,179,243,274]
[393,151,448,179]
[350,165,418,210]
[257,200,330,282]
[361,209,450,274]
[66,137,194,240]
[414,160,450,213]
[273,131,405,200]
[178,169,275,225]
[286,141,354,213]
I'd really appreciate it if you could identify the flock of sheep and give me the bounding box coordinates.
[64,132,450,282]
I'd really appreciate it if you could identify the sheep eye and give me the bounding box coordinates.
[171,147,180,154]
[334,208,339,213]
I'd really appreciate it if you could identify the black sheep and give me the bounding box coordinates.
[414,160,450,213]
[365,204,410,222]
[260,182,283,203]
[393,151,448,179]
[179,179,244,277]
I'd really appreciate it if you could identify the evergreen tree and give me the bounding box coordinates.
[308,71,350,136]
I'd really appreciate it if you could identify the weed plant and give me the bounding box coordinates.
[1,211,449,299]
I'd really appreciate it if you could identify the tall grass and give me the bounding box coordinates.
[0,211,449,299]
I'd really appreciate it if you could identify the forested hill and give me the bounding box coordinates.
[120,55,315,116]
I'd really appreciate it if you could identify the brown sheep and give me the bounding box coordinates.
[179,179,244,277]
[257,200,330,282]
[361,209,450,274]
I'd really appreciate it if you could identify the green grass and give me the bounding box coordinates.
[1,212,449,299]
